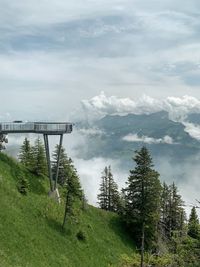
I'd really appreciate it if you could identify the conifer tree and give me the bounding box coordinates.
[32,137,47,176]
[97,166,109,210]
[52,145,70,186]
[97,166,120,212]
[18,138,33,169]
[188,206,199,239]
[62,156,83,228]
[160,182,171,238]
[107,166,121,212]
[17,174,29,195]
[160,182,185,239]
[169,183,185,236]
[124,147,162,253]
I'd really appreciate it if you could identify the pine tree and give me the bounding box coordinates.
[32,137,47,176]
[188,207,199,239]
[160,182,171,238]
[160,182,186,240]
[169,183,185,236]
[107,166,121,212]
[97,166,120,212]
[62,157,83,228]
[17,169,29,195]
[124,147,162,252]
[52,145,70,187]
[18,138,33,169]
[97,167,109,210]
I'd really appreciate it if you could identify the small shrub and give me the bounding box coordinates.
[17,175,29,195]
[76,230,87,241]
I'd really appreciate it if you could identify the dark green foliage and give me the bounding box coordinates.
[97,166,108,210]
[160,182,186,240]
[18,138,33,169]
[19,137,47,177]
[188,207,199,239]
[97,166,121,212]
[52,145,69,186]
[124,146,162,250]
[76,230,87,241]
[62,157,83,228]
[169,183,185,234]
[170,235,200,266]
[31,137,47,176]
[17,171,29,195]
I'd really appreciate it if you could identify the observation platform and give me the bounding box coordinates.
[0,121,73,135]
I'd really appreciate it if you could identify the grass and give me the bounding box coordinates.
[0,153,135,267]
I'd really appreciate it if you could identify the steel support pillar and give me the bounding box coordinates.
[54,134,63,190]
[43,134,53,192]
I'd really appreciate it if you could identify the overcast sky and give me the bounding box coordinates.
[1,0,200,120]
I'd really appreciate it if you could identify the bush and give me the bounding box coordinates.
[76,230,87,241]
[17,174,29,195]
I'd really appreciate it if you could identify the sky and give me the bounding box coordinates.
[1,0,200,120]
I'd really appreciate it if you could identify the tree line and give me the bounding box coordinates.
[97,147,200,267]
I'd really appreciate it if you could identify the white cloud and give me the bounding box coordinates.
[78,128,105,136]
[183,122,200,140]
[80,92,200,122]
[165,95,200,121]
[81,92,163,120]
[122,134,174,144]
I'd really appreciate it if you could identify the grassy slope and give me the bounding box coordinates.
[0,153,135,267]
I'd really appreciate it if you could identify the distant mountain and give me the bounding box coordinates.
[187,113,200,124]
[75,111,200,168]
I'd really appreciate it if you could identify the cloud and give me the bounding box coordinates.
[80,92,163,120]
[165,95,200,121]
[80,92,200,122]
[122,134,175,144]
[78,127,105,136]
[183,122,200,140]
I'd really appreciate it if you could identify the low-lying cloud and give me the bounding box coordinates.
[183,122,200,141]
[77,127,105,136]
[122,134,175,144]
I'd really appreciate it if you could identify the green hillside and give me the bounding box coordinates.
[0,153,135,267]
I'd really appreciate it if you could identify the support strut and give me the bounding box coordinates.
[54,134,63,190]
[43,134,53,192]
